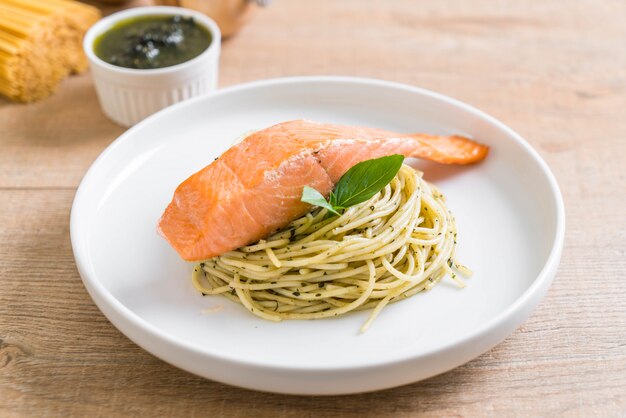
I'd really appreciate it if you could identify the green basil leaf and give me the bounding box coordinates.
[333,155,404,208]
[301,186,341,216]
[328,191,337,207]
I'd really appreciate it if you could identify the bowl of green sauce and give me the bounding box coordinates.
[84,7,221,127]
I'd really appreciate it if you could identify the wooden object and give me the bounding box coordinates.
[0,0,625,415]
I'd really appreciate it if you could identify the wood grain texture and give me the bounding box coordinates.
[1,0,625,416]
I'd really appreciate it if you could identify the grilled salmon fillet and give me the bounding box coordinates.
[158,120,488,261]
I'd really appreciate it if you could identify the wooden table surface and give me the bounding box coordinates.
[1,0,625,416]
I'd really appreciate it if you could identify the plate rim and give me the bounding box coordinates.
[71,76,565,374]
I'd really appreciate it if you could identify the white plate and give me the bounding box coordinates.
[71,77,564,395]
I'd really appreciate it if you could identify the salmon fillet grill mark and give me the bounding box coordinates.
[158,120,489,261]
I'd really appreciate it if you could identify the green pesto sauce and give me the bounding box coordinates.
[94,15,212,70]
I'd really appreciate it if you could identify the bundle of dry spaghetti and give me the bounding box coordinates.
[0,0,100,102]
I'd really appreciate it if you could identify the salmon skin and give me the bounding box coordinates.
[158,120,488,261]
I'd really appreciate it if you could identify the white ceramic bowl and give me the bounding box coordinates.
[84,6,221,127]
[71,77,565,395]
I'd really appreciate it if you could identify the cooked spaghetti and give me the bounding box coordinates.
[192,165,471,332]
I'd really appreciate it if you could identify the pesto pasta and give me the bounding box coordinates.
[192,165,470,332]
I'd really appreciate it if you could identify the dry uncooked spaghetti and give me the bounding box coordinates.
[192,165,471,332]
[0,0,100,102]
